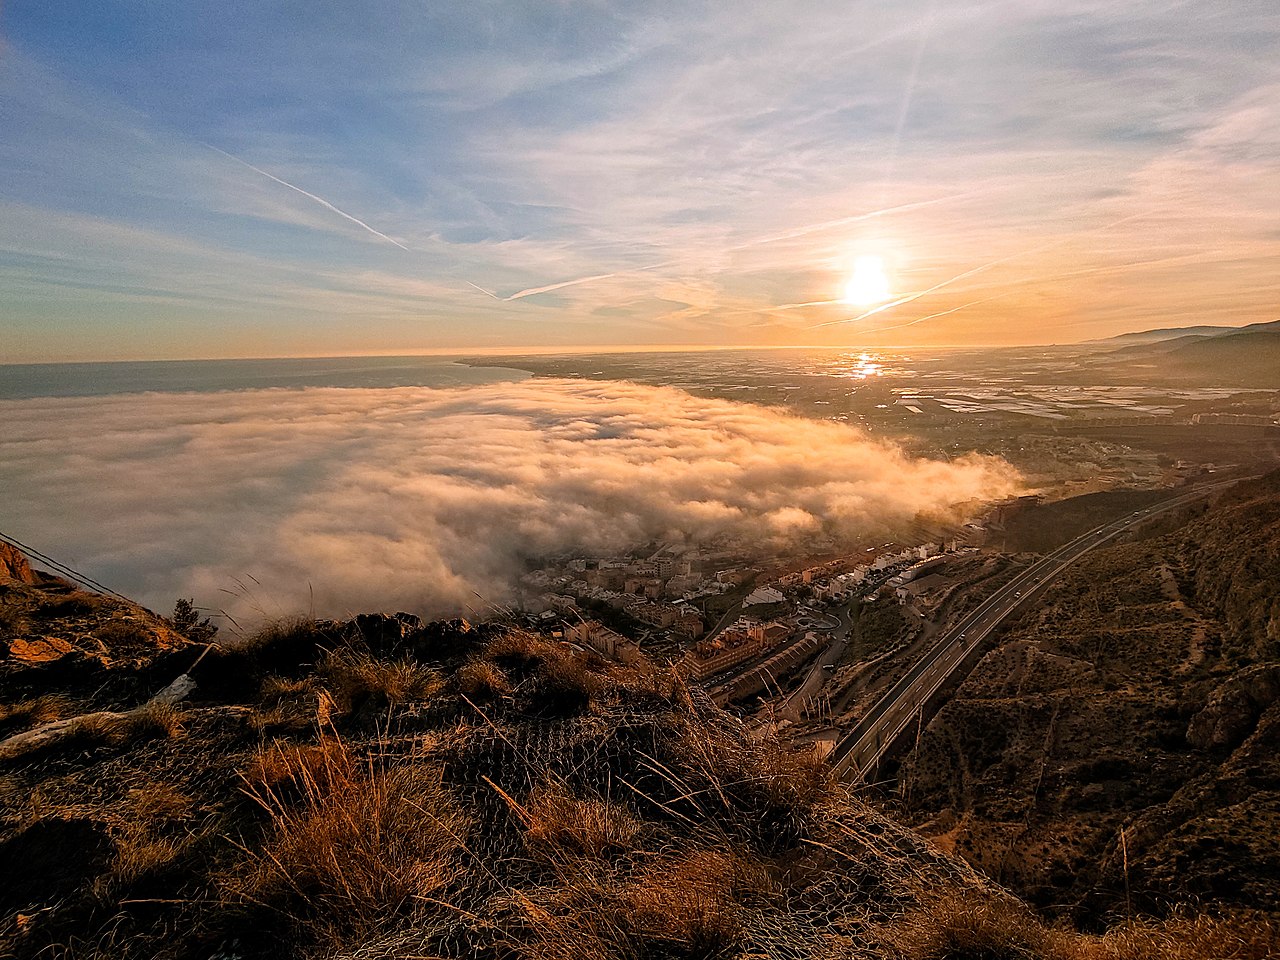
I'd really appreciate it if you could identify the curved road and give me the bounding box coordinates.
[829,479,1238,783]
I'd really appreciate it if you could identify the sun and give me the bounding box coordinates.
[843,255,891,306]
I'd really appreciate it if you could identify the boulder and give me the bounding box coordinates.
[4,636,74,664]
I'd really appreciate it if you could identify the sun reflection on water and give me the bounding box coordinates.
[846,352,883,379]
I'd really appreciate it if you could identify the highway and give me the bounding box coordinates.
[828,479,1236,783]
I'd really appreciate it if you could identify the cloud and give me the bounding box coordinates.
[0,380,1018,624]
[5,2,1280,355]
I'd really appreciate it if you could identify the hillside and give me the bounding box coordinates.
[1091,326,1242,345]
[896,471,1280,926]
[1081,321,1280,386]
[1160,332,1280,387]
[2,544,1277,958]
[1092,320,1280,347]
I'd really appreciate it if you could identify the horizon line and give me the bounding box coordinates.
[4,326,1242,366]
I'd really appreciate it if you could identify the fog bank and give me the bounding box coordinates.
[0,380,1020,623]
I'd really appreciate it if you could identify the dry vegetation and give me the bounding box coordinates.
[897,471,1280,925]
[4,501,1279,960]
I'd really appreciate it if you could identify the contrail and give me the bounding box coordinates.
[502,263,671,302]
[498,192,977,303]
[725,191,980,250]
[860,294,1012,334]
[882,2,938,197]
[463,279,502,300]
[204,144,411,251]
[505,271,626,301]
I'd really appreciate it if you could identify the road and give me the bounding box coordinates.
[776,609,849,720]
[828,480,1236,783]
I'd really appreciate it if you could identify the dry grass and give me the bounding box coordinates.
[227,737,469,951]
[56,702,185,749]
[320,647,443,713]
[878,896,1280,960]
[504,846,773,960]
[126,782,195,821]
[0,601,27,637]
[242,615,328,658]
[1045,911,1279,960]
[483,628,559,670]
[456,659,512,699]
[93,620,151,646]
[240,740,350,797]
[37,589,105,617]
[0,694,72,731]
[247,676,324,736]
[621,848,773,950]
[475,630,607,716]
[662,717,837,852]
[124,701,185,739]
[879,893,1047,959]
[522,780,642,858]
[92,826,198,902]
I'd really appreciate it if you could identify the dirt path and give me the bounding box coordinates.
[1157,563,1208,674]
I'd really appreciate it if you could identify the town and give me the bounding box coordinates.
[511,523,978,722]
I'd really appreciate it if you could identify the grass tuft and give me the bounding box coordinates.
[320,648,443,716]
[0,695,72,733]
[227,736,469,951]
[522,780,642,858]
[456,659,512,700]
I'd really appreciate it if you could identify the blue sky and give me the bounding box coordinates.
[2,1,1278,360]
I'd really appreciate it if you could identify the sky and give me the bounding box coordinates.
[2,1,1279,361]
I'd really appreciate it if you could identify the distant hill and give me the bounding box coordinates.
[1160,331,1280,386]
[1092,319,1280,347]
[1093,324,1243,344]
[1104,333,1216,356]
[1086,324,1280,386]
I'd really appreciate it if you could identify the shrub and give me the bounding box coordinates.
[94,620,151,647]
[1042,910,1279,960]
[664,720,835,851]
[56,703,184,752]
[241,740,350,799]
[0,602,26,637]
[878,892,1047,959]
[168,597,218,642]
[121,701,185,741]
[620,847,771,952]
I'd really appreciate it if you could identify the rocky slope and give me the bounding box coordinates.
[896,471,1280,927]
[1,544,1275,959]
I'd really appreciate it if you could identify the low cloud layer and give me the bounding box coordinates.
[0,380,1019,624]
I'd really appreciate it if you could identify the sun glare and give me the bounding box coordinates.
[843,255,891,306]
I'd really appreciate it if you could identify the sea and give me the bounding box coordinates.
[0,355,529,400]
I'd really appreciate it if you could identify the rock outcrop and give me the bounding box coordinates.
[0,543,37,585]
[1186,664,1280,750]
